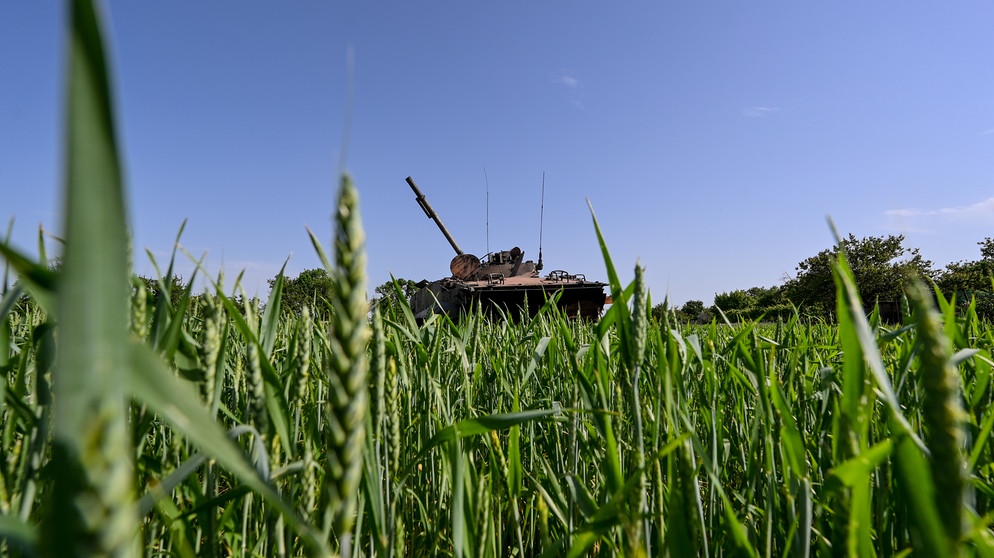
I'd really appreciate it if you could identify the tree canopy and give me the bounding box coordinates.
[782,234,933,319]
[269,268,334,315]
[133,274,188,308]
[371,277,420,313]
[711,286,791,321]
[934,237,994,319]
[693,234,994,324]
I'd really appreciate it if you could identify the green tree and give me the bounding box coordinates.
[371,277,419,313]
[712,285,788,321]
[935,237,994,320]
[783,233,933,319]
[980,237,994,261]
[673,299,713,323]
[678,299,705,320]
[270,268,335,315]
[936,260,993,295]
[650,302,669,322]
[713,290,756,313]
[134,274,188,308]
[747,285,785,309]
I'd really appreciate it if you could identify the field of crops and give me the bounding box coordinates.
[4,215,994,557]
[3,2,994,556]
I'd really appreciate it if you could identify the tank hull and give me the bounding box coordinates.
[410,276,607,322]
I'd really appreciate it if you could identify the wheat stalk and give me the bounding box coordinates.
[322,174,370,551]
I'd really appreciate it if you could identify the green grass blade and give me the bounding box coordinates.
[0,307,8,385]
[1,218,12,291]
[768,371,807,477]
[585,200,623,305]
[134,454,209,516]
[824,439,893,493]
[45,0,136,554]
[154,266,198,359]
[907,280,968,550]
[361,419,388,556]
[259,256,288,357]
[387,274,420,332]
[449,437,466,558]
[159,218,188,304]
[306,226,333,272]
[587,200,634,365]
[426,409,557,446]
[259,353,293,456]
[0,243,57,315]
[969,403,994,472]
[892,430,952,557]
[0,284,25,328]
[833,248,925,450]
[0,515,37,554]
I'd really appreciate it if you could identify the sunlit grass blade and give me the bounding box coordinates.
[0,243,57,315]
[306,226,333,272]
[824,439,894,493]
[587,200,635,365]
[260,257,288,357]
[410,408,558,467]
[36,224,53,268]
[832,239,924,449]
[577,215,630,502]
[153,265,198,360]
[388,274,420,334]
[159,218,188,306]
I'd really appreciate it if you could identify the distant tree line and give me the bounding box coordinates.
[269,269,416,316]
[663,235,994,324]
[18,234,985,326]
[124,268,419,319]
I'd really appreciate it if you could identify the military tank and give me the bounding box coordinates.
[405,176,607,321]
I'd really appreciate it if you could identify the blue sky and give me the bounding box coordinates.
[3,2,993,307]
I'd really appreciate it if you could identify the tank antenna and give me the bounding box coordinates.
[537,172,545,271]
[484,168,490,256]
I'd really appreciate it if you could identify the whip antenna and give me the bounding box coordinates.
[537,172,545,271]
[484,168,490,256]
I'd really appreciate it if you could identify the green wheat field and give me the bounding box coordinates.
[2,2,994,556]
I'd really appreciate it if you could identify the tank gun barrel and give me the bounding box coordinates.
[406,176,464,255]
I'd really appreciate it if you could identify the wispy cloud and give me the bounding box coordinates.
[884,197,994,219]
[550,69,584,108]
[555,74,580,89]
[982,128,994,135]
[743,106,779,118]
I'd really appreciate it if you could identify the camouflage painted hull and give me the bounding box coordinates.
[410,274,607,322]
